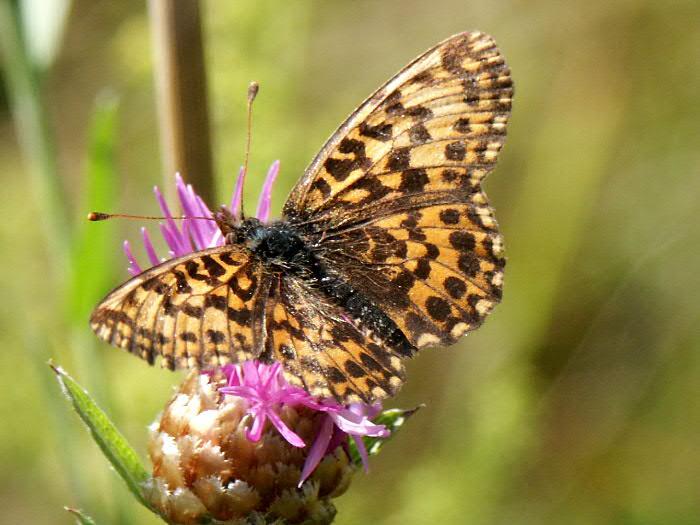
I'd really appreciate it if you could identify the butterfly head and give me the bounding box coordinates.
[213,204,259,244]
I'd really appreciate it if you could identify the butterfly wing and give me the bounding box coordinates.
[284,31,511,348]
[90,246,269,369]
[261,273,405,403]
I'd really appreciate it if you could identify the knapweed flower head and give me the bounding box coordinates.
[145,365,388,524]
[145,368,342,524]
[131,166,390,523]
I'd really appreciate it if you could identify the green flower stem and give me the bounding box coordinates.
[0,0,71,274]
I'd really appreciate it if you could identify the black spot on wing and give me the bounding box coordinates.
[398,169,429,194]
[408,123,432,144]
[445,141,467,161]
[181,304,203,318]
[386,147,411,171]
[439,208,460,225]
[201,255,226,278]
[344,360,365,379]
[444,276,467,299]
[426,296,451,321]
[310,178,332,198]
[359,121,393,142]
[206,329,225,344]
[205,294,227,311]
[172,270,192,293]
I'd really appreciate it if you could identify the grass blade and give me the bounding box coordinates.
[67,92,120,323]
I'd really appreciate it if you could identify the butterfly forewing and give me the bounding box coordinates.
[90,246,268,369]
[284,31,511,220]
[285,31,511,349]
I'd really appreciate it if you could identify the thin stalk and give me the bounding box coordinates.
[148,0,215,202]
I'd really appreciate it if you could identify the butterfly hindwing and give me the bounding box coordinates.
[285,31,511,349]
[90,246,268,369]
[321,199,504,348]
[262,274,405,403]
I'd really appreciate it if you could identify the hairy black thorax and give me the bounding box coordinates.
[242,218,317,273]
[218,212,415,358]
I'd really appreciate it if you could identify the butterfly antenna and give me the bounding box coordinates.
[238,81,259,220]
[87,212,216,222]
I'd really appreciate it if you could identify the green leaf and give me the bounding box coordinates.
[65,506,97,525]
[348,406,422,469]
[52,363,152,511]
[67,91,120,323]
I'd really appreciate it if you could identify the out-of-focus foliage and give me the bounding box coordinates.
[1,0,699,523]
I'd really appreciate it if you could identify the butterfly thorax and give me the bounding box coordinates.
[213,207,310,268]
[239,218,316,274]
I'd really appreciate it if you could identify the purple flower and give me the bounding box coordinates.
[123,167,390,484]
[218,361,389,486]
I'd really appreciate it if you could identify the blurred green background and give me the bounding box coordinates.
[2,0,700,523]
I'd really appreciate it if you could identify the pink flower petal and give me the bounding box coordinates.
[330,411,389,437]
[255,161,280,223]
[154,185,190,254]
[299,416,334,486]
[159,222,182,257]
[245,410,266,442]
[231,167,246,219]
[153,185,177,234]
[219,385,261,403]
[352,434,371,473]
[193,194,219,246]
[267,409,306,448]
[123,240,142,275]
[176,175,207,250]
[242,360,261,386]
[141,227,160,266]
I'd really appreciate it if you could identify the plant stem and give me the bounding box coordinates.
[148,0,215,202]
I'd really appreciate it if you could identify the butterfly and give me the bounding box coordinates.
[91,31,513,403]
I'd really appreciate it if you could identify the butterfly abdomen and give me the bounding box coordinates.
[315,271,416,359]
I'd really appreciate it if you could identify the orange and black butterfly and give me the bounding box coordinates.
[91,31,513,403]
